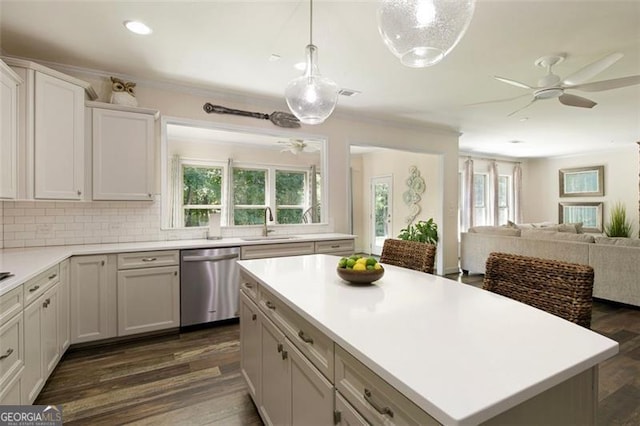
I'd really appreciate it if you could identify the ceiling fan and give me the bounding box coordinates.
[485,52,640,116]
[278,138,320,155]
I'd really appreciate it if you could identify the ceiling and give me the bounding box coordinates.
[1,0,639,159]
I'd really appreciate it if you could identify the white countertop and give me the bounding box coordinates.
[0,233,353,297]
[237,254,619,426]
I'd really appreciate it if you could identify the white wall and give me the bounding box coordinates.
[523,144,639,234]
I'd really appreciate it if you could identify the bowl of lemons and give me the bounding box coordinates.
[336,255,384,284]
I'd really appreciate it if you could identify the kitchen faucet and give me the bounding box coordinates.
[263,206,274,237]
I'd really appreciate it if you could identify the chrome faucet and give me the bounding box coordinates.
[263,207,274,237]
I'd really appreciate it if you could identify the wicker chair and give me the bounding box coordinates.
[483,252,594,328]
[379,239,436,274]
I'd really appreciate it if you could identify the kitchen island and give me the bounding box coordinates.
[238,254,618,426]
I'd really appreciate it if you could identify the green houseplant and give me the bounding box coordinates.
[605,202,633,237]
[398,218,439,245]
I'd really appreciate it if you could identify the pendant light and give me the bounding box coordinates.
[378,0,476,68]
[285,0,338,125]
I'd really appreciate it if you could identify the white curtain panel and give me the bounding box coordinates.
[489,161,499,225]
[462,158,474,231]
[168,155,182,228]
[513,163,523,224]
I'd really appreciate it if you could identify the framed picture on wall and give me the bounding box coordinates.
[558,202,603,232]
[559,165,604,197]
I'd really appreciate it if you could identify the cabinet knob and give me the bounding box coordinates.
[43,298,51,308]
[77,190,82,196]
[277,343,283,353]
[251,314,257,321]
[281,350,288,360]
[0,348,14,360]
[101,260,105,266]
[148,193,152,198]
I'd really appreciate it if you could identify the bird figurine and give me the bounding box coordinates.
[109,76,138,107]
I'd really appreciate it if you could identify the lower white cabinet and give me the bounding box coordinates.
[240,291,261,403]
[0,367,23,404]
[335,391,368,426]
[58,259,70,353]
[70,255,117,344]
[117,265,180,336]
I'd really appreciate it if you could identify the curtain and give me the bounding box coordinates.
[489,161,499,225]
[462,158,474,231]
[309,165,318,223]
[168,155,182,228]
[513,163,523,224]
[224,158,234,226]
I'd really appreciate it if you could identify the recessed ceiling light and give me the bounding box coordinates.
[269,54,281,62]
[519,117,529,122]
[509,140,524,144]
[124,20,152,35]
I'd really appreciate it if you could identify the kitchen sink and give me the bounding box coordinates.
[240,236,298,241]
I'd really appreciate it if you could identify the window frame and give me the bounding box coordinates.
[180,159,226,228]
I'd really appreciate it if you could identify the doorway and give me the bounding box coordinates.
[370,176,393,255]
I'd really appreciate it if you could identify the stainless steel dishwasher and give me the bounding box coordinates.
[180,247,241,326]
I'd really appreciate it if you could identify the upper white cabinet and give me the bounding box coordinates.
[88,102,158,201]
[0,60,22,199]
[2,57,97,200]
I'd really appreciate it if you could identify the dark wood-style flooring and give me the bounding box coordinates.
[35,273,640,425]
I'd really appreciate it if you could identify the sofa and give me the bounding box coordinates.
[460,226,640,307]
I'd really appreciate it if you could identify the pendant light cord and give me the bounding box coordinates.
[309,0,313,45]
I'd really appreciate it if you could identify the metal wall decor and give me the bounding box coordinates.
[203,103,301,128]
[403,166,426,224]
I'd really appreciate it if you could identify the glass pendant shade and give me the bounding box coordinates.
[285,44,338,125]
[378,0,476,68]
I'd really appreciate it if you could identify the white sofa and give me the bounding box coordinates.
[461,229,640,307]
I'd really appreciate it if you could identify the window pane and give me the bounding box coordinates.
[184,209,212,227]
[233,169,266,205]
[276,171,305,205]
[183,166,222,205]
[473,174,486,207]
[498,176,509,208]
[277,208,303,224]
[234,208,264,225]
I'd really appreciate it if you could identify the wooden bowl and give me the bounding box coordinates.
[336,266,384,284]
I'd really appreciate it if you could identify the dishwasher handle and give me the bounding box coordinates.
[182,253,239,262]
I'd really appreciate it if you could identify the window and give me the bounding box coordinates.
[498,175,511,225]
[473,173,488,226]
[233,168,267,225]
[275,170,306,224]
[182,164,223,227]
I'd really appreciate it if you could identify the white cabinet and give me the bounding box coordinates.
[58,259,71,353]
[70,255,117,344]
[314,239,355,256]
[0,286,24,405]
[34,72,85,199]
[89,103,158,201]
[241,241,315,260]
[0,60,22,199]
[41,285,60,377]
[240,290,261,403]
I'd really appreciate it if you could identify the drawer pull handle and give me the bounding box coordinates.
[251,314,257,321]
[142,257,157,262]
[29,285,40,293]
[0,348,14,360]
[281,350,288,360]
[331,245,340,248]
[265,301,276,310]
[364,388,394,418]
[244,282,253,289]
[298,330,314,345]
[277,343,283,353]
[48,273,57,280]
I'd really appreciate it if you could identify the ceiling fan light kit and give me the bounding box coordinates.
[285,0,338,125]
[377,0,476,68]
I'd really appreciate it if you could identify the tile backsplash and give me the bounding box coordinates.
[1,196,329,249]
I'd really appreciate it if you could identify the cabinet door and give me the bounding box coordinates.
[240,291,261,404]
[0,64,19,199]
[335,392,369,426]
[260,315,291,426]
[34,71,84,200]
[70,255,115,343]
[22,297,44,404]
[41,284,59,377]
[117,266,180,336]
[0,368,22,405]
[58,259,70,353]
[92,108,155,200]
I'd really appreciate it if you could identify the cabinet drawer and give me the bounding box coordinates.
[0,286,23,327]
[117,250,179,269]
[336,391,369,426]
[335,345,439,426]
[241,242,314,260]
[259,286,333,382]
[315,239,355,255]
[240,270,259,302]
[0,366,22,405]
[24,265,59,307]
[0,311,24,390]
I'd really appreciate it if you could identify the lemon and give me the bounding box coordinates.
[374,263,382,270]
[356,258,367,265]
[353,263,366,271]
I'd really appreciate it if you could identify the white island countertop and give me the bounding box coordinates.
[0,233,353,296]
[238,254,619,426]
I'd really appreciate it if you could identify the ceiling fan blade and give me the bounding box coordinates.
[558,93,597,108]
[562,52,624,85]
[465,93,530,107]
[567,75,640,92]
[507,98,537,117]
[494,76,533,90]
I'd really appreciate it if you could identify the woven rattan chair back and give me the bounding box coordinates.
[483,252,594,328]
[379,239,436,274]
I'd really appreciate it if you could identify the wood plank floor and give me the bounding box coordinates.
[35,273,640,425]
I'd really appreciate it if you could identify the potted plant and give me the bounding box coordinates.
[605,202,633,237]
[398,218,439,245]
